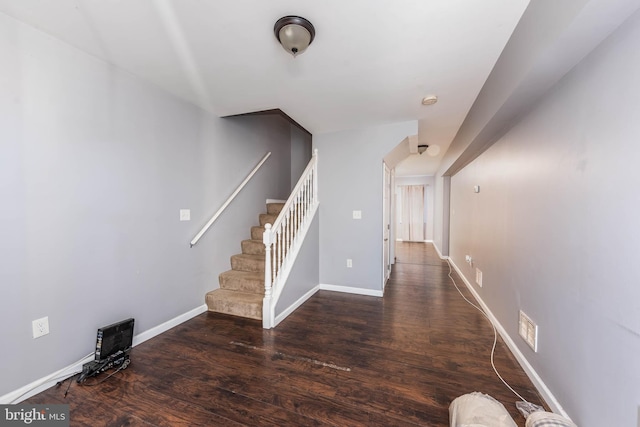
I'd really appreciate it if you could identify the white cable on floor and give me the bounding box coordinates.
[445,259,529,403]
[9,351,94,403]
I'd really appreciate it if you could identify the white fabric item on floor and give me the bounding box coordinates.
[450,392,517,427]
[526,411,577,427]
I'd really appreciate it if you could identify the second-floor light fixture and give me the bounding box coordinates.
[274,16,316,57]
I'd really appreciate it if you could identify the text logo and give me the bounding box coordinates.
[0,405,69,427]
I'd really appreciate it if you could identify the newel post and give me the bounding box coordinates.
[262,223,273,328]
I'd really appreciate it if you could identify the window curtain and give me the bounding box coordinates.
[399,185,424,241]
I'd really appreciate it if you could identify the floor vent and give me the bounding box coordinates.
[519,310,538,352]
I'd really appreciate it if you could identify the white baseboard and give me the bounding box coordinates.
[274,285,320,327]
[432,242,448,260]
[132,304,207,347]
[319,284,383,297]
[1,304,207,404]
[447,259,568,419]
[0,354,96,405]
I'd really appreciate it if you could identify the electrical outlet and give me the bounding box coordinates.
[346,259,353,268]
[475,268,483,287]
[465,255,472,265]
[179,209,191,221]
[352,210,362,219]
[32,316,50,339]
[519,310,538,352]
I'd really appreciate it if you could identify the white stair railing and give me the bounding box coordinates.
[263,149,319,328]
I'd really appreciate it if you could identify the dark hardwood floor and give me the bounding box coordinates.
[27,242,546,426]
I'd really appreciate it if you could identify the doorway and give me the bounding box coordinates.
[383,163,392,288]
[396,184,425,242]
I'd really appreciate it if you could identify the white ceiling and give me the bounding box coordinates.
[0,0,531,174]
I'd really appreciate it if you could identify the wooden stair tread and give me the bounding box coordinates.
[231,253,265,262]
[267,202,285,215]
[259,213,278,226]
[205,289,263,320]
[219,270,265,294]
[230,254,265,273]
[241,239,265,255]
[206,289,263,302]
[251,226,265,240]
[220,269,263,281]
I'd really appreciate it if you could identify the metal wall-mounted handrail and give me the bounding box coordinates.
[190,152,271,247]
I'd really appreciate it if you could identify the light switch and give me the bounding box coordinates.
[180,209,191,221]
[352,210,362,219]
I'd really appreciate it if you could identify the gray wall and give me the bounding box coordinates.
[0,13,291,397]
[433,0,640,259]
[449,11,640,426]
[290,125,313,189]
[275,212,319,315]
[395,175,435,241]
[433,176,452,258]
[314,121,417,291]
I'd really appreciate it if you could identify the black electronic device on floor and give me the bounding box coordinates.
[77,318,134,383]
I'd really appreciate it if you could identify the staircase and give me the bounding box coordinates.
[205,202,284,320]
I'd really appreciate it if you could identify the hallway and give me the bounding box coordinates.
[27,242,544,426]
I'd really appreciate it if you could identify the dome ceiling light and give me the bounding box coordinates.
[426,144,441,156]
[274,16,316,57]
[418,144,441,157]
[422,95,438,105]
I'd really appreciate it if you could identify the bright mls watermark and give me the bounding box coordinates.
[0,405,69,426]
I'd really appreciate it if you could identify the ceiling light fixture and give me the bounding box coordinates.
[274,16,316,57]
[426,144,441,157]
[421,95,438,105]
[418,144,429,155]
